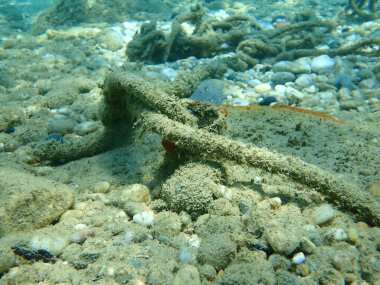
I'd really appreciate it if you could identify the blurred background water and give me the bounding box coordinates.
[0,0,55,33]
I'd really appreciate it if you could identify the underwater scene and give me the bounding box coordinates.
[0,0,379,284]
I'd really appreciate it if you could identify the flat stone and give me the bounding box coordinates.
[273,60,311,74]
[0,168,74,237]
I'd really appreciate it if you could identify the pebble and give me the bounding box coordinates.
[304,85,317,94]
[29,234,70,256]
[94,181,111,193]
[295,263,310,277]
[292,252,306,265]
[295,74,314,88]
[47,117,74,135]
[133,210,155,226]
[340,100,358,110]
[359,78,376,89]
[75,121,100,136]
[312,204,334,225]
[271,72,295,85]
[254,82,272,94]
[120,184,151,204]
[188,234,201,248]
[285,86,304,103]
[259,96,276,106]
[71,228,96,244]
[273,59,311,74]
[274,84,286,94]
[347,228,359,243]
[268,197,282,209]
[190,79,225,105]
[310,55,335,73]
[334,228,347,241]
[300,237,316,254]
[161,67,177,80]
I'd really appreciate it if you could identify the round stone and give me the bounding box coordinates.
[312,204,334,225]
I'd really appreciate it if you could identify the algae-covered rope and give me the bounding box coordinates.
[138,111,380,226]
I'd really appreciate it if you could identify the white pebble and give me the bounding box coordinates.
[334,228,347,241]
[29,234,70,256]
[254,83,272,94]
[74,223,88,231]
[268,197,282,209]
[220,185,233,200]
[292,252,306,264]
[311,55,335,73]
[274,84,286,94]
[286,86,304,101]
[133,210,155,226]
[188,234,201,248]
[312,204,334,225]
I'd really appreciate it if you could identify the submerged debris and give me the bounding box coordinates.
[11,246,57,263]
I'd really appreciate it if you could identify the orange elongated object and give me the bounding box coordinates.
[271,104,344,124]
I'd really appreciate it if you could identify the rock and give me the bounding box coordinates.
[119,184,151,204]
[29,229,71,255]
[0,168,74,237]
[340,100,358,111]
[359,78,376,89]
[221,249,276,285]
[264,226,300,256]
[133,210,155,226]
[311,55,335,73]
[75,121,100,136]
[259,96,277,106]
[173,265,201,285]
[254,83,272,94]
[295,74,314,88]
[197,233,237,271]
[190,79,225,105]
[0,235,19,274]
[47,117,74,135]
[247,204,307,256]
[94,181,111,193]
[311,204,334,225]
[333,228,347,241]
[161,67,178,80]
[273,59,311,74]
[292,252,306,264]
[151,211,182,238]
[161,163,221,219]
[97,28,125,51]
[285,86,304,104]
[271,72,296,85]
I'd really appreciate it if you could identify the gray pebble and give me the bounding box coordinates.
[47,117,74,135]
[295,74,314,88]
[271,72,295,85]
[190,79,225,105]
